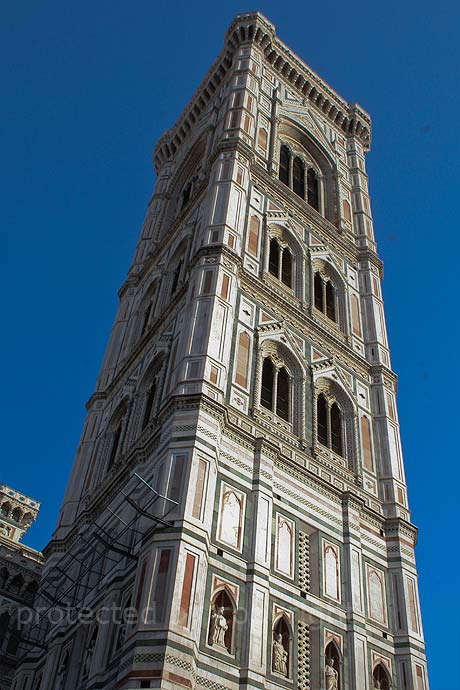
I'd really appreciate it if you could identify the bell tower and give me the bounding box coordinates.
[15,12,429,690]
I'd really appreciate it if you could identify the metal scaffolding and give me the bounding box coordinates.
[16,471,178,659]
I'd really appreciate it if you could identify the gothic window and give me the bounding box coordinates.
[261,358,274,410]
[180,182,192,211]
[208,589,235,654]
[277,367,290,421]
[1,503,10,517]
[9,574,24,595]
[314,271,337,324]
[281,249,292,288]
[307,168,319,210]
[326,281,336,321]
[325,641,341,690]
[108,420,122,469]
[373,663,391,690]
[317,394,328,446]
[317,396,344,457]
[293,156,305,198]
[279,145,290,186]
[142,379,157,430]
[314,272,324,311]
[272,616,291,677]
[268,238,294,289]
[171,259,183,295]
[260,358,291,422]
[11,508,21,523]
[269,238,280,277]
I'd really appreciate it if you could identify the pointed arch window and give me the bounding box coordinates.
[269,238,280,277]
[293,156,305,198]
[108,419,123,469]
[260,358,291,422]
[317,396,344,457]
[307,168,319,210]
[269,238,293,289]
[279,145,290,186]
[261,358,274,411]
[171,259,183,295]
[277,367,290,421]
[281,249,292,288]
[314,271,337,323]
[142,379,157,430]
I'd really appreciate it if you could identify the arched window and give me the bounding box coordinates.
[0,568,9,589]
[317,394,328,446]
[277,367,290,421]
[373,663,391,689]
[180,182,192,211]
[260,359,291,422]
[326,281,336,321]
[261,358,274,411]
[293,157,305,198]
[208,589,235,654]
[281,249,292,288]
[314,272,324,311]
[272,616,291,677]
[171,259,183,295]
[317,397,344,458]
[330,403,343,455]
[314,271,337,324]
[11,508,21,523]
[108,419,123,470]
[269,238,280,277]
[307,168,319,210]
[279,145,290,186]
[1,503,10,517]
[24,580,38,602]
[142,380,157,430]
[325,641,341,690]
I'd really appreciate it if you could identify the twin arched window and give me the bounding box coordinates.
[261,358,290,421]
[268,238,292,288]
[314,272,336,322]
[317,394,343,457]
[279,145,320,212]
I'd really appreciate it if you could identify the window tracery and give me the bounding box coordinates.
[314,377,356,470]
[278,142,322,213]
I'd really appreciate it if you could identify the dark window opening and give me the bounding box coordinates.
[108,422,122,468]
[261,358,274,411]
[269,238,280,278]
[279,145,290,186]
[307,168,319,211]
[317,394,328,446]
[314,272,324,311]
[293,157,304,198]
[171,260,183,295]
[142,380,157,430]
[276,367,290,421]
[181,183,192,211]
[281,249,292,288]
[330,402,343,456]
[326,281,336,321]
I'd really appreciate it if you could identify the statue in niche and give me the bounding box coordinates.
[209,605,228,648]
[325,657,339,690]
[272,632,288,676]
[373,679,381,689]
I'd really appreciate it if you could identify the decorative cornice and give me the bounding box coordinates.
[154,12,371,171]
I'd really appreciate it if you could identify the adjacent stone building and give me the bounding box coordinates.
[0,485,42,690]
[14,12,429,690]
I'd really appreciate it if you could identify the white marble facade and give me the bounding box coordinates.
[13,11,429,690]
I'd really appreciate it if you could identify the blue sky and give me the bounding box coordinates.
[1,1,458,687]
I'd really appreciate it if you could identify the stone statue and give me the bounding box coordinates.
[272,632,288,675]
[209,605,228,648]
[325,658,339,690]
[373,679,381,689]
